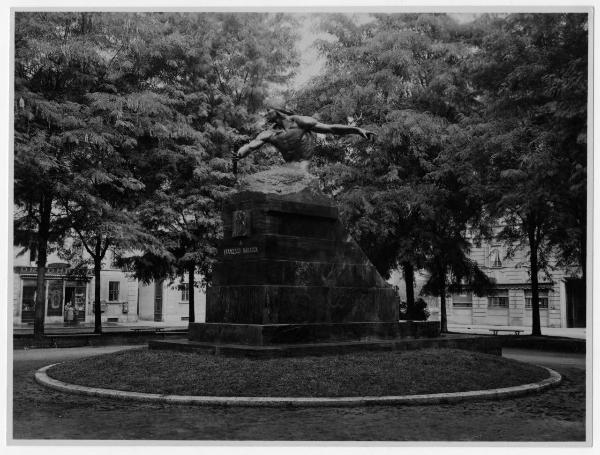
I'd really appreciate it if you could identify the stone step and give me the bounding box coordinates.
[189,321,439,345]
[213,259,387,287]
[149,333,501,358]
[206,285,398,324]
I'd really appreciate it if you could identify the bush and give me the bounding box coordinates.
[399,297,430,321]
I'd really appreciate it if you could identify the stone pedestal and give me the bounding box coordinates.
[188,164,439,348]
[188,164,417,346]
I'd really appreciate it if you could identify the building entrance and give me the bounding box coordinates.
[566,278,585,328]
[21,281,37,323]
[154,280,163,322]
[64,283,87,323]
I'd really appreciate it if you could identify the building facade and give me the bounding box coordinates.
[391,239,585,328]
[12,248,206,326]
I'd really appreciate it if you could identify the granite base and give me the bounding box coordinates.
[188,320,440,345]
[149,334,502,358]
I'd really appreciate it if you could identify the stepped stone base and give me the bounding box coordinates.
[150,333,501,358]
[188,321,440,345]
[184,165,425,353]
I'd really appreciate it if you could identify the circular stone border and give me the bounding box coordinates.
[35,363,562,407]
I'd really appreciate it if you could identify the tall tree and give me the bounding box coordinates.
[116,13,300,323]
[293,14,492,329]
[15,13,192,333]
[14,12,117,336]
[469,13,588,335]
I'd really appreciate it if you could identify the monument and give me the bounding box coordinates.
[185,109,440,353]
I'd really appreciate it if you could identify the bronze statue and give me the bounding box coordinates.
[233,109,375,170]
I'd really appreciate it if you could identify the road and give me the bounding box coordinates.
[502,348,586,370]
[10,345,587,441]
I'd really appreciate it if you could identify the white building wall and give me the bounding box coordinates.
[389,235,576,328]
[162,278,206,323]
[137,277,206,323]
[92,269,139,323]
[508,288,525,326]
[138,282,155,321]
[448,304,472,325]
[12,243,208,326]
[13,274,22,319]
[163,282,182,323]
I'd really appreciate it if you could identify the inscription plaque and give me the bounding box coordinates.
[224,246,259,256]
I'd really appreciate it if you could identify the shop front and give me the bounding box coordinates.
[14,264,91,325]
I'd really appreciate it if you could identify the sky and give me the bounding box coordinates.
[289,13,480,90]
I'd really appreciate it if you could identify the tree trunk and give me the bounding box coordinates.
[528,225,542,336]
[188,265,195,323]
[439,275,448,334]
[34,248,47,338]
[402,261,415,313]
[93,239,103,335]
[580,220,586,289]
[33,194,52,338]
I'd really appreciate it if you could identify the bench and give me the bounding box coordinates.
[131,328,165,334]
[489,328,524,336]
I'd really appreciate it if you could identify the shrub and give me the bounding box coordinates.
[399,297,430,321]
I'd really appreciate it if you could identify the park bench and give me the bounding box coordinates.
[489,328,524,336]
[131,327,165,334]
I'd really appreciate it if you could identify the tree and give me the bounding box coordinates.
[13,12,118,336]
[13,139,69,336]
[14,13,196,333]
[61,183,155,334]
[292,14,492,330]
[115,13,300,323]
[468,13,588,335]
[418,198,494,333]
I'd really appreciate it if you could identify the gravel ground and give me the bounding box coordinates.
[11,346,586,441]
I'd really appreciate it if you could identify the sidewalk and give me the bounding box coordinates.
[14,321,587,339]
[447,324,586,340]
[12,319,188,336]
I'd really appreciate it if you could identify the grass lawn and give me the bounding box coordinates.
[45,348,550,398]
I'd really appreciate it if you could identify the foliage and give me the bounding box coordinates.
[467,13,588,334]
[14,12,124,334]
[293,13,493,331]
[13,12,586,337]
[111,13,299,323]
[14,12,300,327]
[399,297,430,321]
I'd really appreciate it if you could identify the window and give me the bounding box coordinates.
[180,283,189,302]
[525,290,549,309]
[452,292,473,307]
[490,247,502,268]
[108,281,120,301]
[488,290,509,308]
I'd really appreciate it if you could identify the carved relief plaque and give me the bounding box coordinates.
[232,210,251,238]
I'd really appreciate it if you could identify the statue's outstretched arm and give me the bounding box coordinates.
[234,130,274,160]
[290,115,376,140]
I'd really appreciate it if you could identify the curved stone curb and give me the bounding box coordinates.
[35,363,561,407]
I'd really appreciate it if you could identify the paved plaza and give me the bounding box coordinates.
[11,345,586,441]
